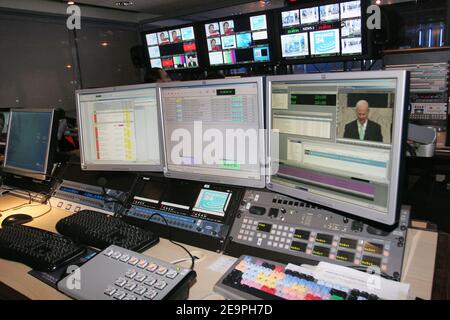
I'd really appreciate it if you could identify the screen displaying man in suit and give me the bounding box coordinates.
[343,100,383,143]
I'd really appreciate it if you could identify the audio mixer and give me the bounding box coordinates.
[225,189,409,280]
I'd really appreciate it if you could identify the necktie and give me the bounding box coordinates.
[359,125,365,140]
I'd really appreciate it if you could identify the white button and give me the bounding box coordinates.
[269,236,274,240]
[243,236,248,241]
[284,245,290,250]
[257,238,263,246]
[244,230,249,235]
[290,228,295,233]
[243,219,248,223]
[273,243,279,247]
[257,233,261,237]
[286,239,291,244]
[262,234,267,239]
[280,238,285,243]
[276,231,281,236]
[288,233,293,238]
[252,226,257,231]
[250,232,255,236]
[275,237,280,241]
[268,241,272,246]
[248,220,253,224]
[284,226,289,231]
[239,229,244,234]
[282,232,287,237]
[237,235,242,240]
[248,237,253,242]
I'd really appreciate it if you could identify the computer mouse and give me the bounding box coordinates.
[1,214,34,227]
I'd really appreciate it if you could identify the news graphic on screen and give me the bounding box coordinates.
[267,71,408,225]
[145,25,199,71]
[279,0,364,61]
[205,14,271,67]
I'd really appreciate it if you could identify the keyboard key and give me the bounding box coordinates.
[103,249,114,257]
[134,273,147,282]
[154,280,167,290]
[144,276,156,286]
[137,260,148,269]
[124,282,137,291]
[146,263,158,272]
[125,269,137,279]
[113,290,126,300]
[134,285,147,295]
[143,290,158,300]
[119,254,130,262]
[114,277,127,287]
[123,294,136,300]
[156,266,168,276]
[128,257,139,265]
[166,270,178,279]
[104,286,116,296]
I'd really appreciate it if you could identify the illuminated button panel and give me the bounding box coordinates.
[236,218,390,272]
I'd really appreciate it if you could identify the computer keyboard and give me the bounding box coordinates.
[0,225,85,272]
[56,210,159,252]
[214,255,381,300]
[58,245,197,300]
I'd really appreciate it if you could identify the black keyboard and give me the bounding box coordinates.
[0,225,85,272]
[56,210,159,252]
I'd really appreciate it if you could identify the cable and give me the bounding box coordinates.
[31,199,52,220]
[347,265,398,281]
[148,213,195,270]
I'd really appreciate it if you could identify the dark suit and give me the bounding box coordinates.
[343,120,383,143]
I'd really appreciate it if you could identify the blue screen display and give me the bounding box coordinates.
[5,111,53,173]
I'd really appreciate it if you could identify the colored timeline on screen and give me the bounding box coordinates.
[145,26,199,71]
[205,14,271,67]
[280,1,363,60]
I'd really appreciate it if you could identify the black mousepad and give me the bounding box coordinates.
[28,247,99,289]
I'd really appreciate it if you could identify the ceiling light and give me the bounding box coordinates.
[67,1,75,5]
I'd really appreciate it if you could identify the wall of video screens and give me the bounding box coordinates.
[279,0,364,61]
[145,26,199,71]
[142,1,370,71]
[204,14,271,67]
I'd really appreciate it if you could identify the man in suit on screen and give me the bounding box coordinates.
[343,100,383,143]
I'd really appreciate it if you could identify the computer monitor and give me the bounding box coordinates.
[203,12,272,67]
[77,84,164,172]
[0,108,11,145]
[266,71,409,225]
[159,77,266,188]
[3,109,58,180]
[279,0,368,63]
[144,24,199,71]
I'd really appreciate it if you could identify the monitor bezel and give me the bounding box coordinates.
[76,83,165,172]
[265,70,409,226]
[2,108,57,181]
[142,22,203,72]
[158,76,266,188]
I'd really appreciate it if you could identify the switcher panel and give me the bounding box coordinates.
[225,189,409,280]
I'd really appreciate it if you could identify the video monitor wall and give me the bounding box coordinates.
[203,13,272,67]
[145,25,199,71]
[279,1,366,62]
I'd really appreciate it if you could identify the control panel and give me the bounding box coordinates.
[123,174,243,252]
[225,189,409,280]
[51,163,136,215]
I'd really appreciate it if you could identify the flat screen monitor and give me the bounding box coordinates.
[204,13,272,67]
[279,0,367,62]
[77,84,164,172]
[159,77,266,188]
[3,109,58,180]
[266,71,409,225]
[144,25,199,71]
[0,108,11,144]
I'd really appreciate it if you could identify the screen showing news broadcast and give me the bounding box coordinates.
[280,1,363,61]
[145,26,199,71]
[204,14,271,67]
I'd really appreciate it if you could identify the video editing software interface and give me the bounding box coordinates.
[269,75,405,225]
[77,86,162,171]
[145,26,199,71]
[204,14,271,67]
[160,79,265,188]
[280,1,364,61]
[3,110,54,178]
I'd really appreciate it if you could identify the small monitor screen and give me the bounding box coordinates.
[159,78,266,188]
[280,0,364,61]
[204,14,271,67]
[77,85,163,171]
[3,110,55,179]
[145,25,199,71]
[267,71,408,225]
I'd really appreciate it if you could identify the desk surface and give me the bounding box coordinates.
[0,195,438,300]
